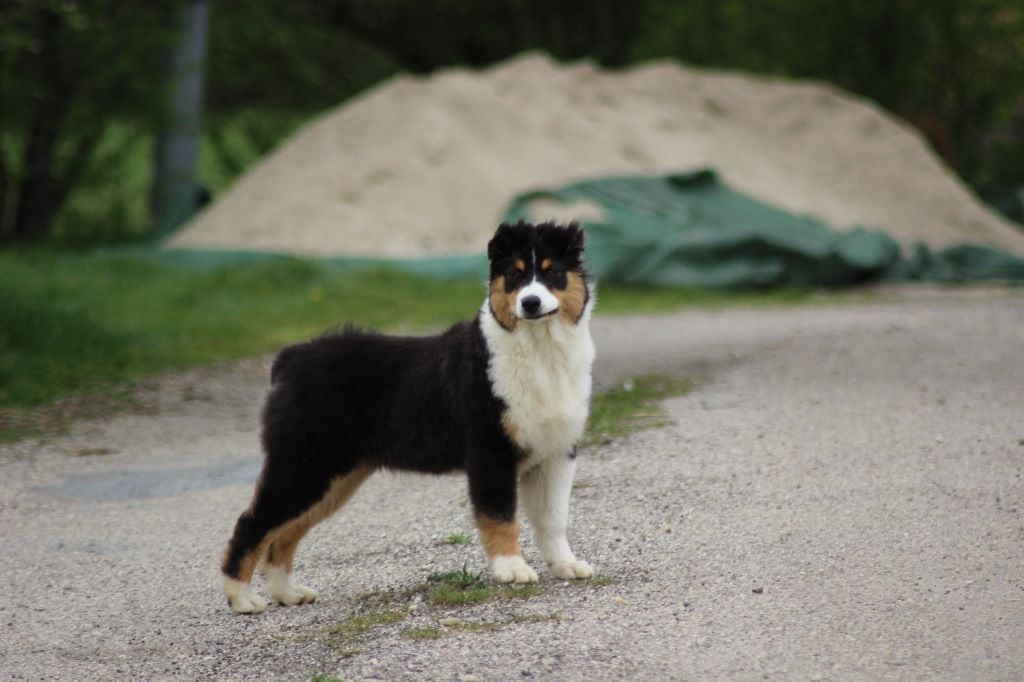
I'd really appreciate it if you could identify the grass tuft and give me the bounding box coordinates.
[325,608,406,641]
[425,566,501,605]
[583,374,695,446]
[441,532,471,546]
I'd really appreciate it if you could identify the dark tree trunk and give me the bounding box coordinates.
[10,106,65,243]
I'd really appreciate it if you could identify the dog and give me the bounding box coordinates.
[221,221,596,613]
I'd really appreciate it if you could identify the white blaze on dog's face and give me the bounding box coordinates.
[486,222,589,331]
[516,271,561,320]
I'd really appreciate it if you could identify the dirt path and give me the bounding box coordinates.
[2,290,1022,680]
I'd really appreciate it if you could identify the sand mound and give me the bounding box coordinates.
[168,53,1024,258]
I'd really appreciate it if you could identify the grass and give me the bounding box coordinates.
[441,532,472,546]
[0,250,487,439]
[321,563,574,654]
[327,608,407,638]
[596,284,817,313]
[583,374,696,446]
[424,565,542,605]
[0,246,832,441]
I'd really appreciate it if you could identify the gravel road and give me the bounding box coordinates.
[2,289,1022,681]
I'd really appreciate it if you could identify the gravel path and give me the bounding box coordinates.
[1,290,1022,680]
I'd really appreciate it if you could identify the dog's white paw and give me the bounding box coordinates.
[224,578,268,614]
[550,559,594,580]
[265,567,319,606]
[268,583,319,606]
[490,555,539,584]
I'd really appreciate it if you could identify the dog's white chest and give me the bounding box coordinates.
[481,309,595,469]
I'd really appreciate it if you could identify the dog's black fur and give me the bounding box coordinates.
[221,222,589,604]
[221,320,520,579]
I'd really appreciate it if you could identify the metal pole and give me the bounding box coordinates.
[151,0,209,238]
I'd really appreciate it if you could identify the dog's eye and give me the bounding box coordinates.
[543,267,563,282]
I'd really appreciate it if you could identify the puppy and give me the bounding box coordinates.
[221,221,595,613]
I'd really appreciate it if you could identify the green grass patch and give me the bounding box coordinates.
[402,626,441,640]
[323,606,407,652]
[511,612,562,624]
[441,532,472,546]
[583,374,696,446]
[1,247,843,441]
[424,566,531,606]
[321,566,605,653]
[326,608,406,639]
[0,250,485,436]
[595,284,817,314]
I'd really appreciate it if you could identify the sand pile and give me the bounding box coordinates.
[168,53,1024,258]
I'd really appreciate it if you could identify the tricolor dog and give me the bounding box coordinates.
[221,221,595,613]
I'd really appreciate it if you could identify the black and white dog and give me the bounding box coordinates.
[221,221,595,613]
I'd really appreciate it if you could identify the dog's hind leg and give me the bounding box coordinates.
[221,505,279,614]
[263,467,373,606]
[221,466,372,613]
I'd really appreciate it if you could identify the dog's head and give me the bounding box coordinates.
[486,221,590,331]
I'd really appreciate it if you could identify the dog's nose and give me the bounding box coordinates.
[521,296,541,315]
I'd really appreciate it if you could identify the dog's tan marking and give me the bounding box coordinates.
[489,275,518,331]
[476,514,522,558]
[541,258,553,271]
[556,270,588,324]
[514,259,526,272]
[265,467,374,573]
[225,467,373,584]
[500,412,520,446]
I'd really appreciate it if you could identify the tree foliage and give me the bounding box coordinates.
[1,0,1021,245]
[635,0,1024,187]
[0,1,178,244]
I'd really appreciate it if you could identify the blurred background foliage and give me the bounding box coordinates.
[1,0,1022,246]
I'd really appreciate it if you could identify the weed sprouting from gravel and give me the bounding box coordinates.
[584,374,696,446]
[323,564,556,653]
[440,532,471,545]
[425,565,543,605]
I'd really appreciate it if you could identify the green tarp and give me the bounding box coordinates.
[503,170,1024,288]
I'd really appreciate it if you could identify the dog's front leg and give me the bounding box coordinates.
[469,459,538,584]
[520,452,594,580]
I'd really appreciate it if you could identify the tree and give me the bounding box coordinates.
[0,1,176,244]
[151,0,210,237]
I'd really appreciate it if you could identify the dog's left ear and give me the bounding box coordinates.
[562,223,586,260]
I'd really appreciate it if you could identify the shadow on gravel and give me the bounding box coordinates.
[41,460,259,500]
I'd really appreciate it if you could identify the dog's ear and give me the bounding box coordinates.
[488,222,530,262]
[564,223,586,257]
[556,222,585,264]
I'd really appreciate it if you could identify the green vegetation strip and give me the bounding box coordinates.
[0,248,816,440]
[321,565,587,654]
[584,374,696,446]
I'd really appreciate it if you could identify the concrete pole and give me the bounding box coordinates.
[151,0,209,238]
